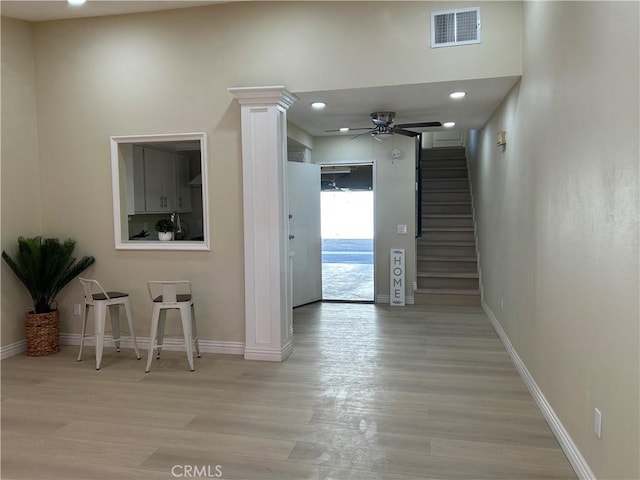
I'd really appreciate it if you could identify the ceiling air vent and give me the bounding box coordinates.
[431,7,481,48]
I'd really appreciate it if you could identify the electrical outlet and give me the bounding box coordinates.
[594,408,602,439]
[73,304,81,316]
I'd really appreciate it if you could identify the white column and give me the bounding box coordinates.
[228,86,297,361]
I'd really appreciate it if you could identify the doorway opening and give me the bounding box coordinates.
[320,164,374,302]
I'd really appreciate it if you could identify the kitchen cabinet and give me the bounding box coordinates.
[174,155,192,212]
[129,146,192,214]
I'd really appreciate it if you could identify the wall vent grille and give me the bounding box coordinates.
[431,7,481,48]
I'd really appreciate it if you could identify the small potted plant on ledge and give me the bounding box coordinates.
[2,236,95,356]
[155,218,175,241]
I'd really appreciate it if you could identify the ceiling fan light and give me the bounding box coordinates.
[449,91,466,99]
[443,121,456,128]
[311,102,326,110]
[373,133,393,141]
[339,127,350,132]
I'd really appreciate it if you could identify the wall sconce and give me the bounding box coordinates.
[497,131,507,146]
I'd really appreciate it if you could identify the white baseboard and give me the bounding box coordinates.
[60,333,244,355]
[0,340,27,359]
[376,295,415,305]
[482,300,595,480]
[244,340,294,362]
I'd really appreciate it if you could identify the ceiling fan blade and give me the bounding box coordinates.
[350,130,374,140]
[393,128,420,137]
[395,121,442,129]
[325,127,372,133]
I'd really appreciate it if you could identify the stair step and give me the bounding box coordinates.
[418,255,477,262]
[423,165,467,170]
[422,162,467,170]
[424,176,468,180]
[418,240,475,246]
[422,227,474,232]
[423,168,469,179]
[422,148,466,160]
[423,191,471,196]
[414,290,480,307]
[423,193,471,200]
[417,276,479,290]
[418,257,478,273]
[422,187,470,192]
[422,157,466,160]
[423,189,470,193]
[422,158,467,165]
[415,287,480,295]
[422,233,475,243]
[422,202,472,214]
[418,272,478,278]
[423,216,474,228]
[423,179,468,184]
[418,245,477,258]
[423,215,473,223]
[424,173,467,176]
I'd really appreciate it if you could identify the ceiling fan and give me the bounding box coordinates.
[326,112,442,140]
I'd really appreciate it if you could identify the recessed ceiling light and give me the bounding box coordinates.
[449,91,466,99]
[339,127,350,132]
[443,122,456,128]
[68,0,86,5]
[311,102,326,109]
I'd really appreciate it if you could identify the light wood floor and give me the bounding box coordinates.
[1,302,577,480]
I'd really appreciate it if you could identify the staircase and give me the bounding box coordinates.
[415,147,480,307]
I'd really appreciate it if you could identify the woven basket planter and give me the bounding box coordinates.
[25,310,60,356]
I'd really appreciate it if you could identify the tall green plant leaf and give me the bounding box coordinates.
[2,236,95,313]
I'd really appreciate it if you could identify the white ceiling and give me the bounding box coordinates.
[0,1,227,22]
[1,1,520,138]
[288,76,521,137]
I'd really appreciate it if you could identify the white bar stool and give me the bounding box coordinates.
[77,277,141,370]
[145,281,201,372]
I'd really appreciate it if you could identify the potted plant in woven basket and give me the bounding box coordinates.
[2,236,95,356]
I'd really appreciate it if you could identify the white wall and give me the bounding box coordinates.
[313,134,417,301]
[1,18,43,346]
[287,123,314,151]
[468,2,639,478]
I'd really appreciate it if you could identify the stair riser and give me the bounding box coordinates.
[424,191,471,202]
[423,217,473,228]
[418,277,479,290]
[423,179,469,190]
[417,260,477,272]
[423,231,475,242]
[423,204,472,214]
[414,292,481,307]
[422,159,467,169]
[418,245,476,257]
[423,169,468,179]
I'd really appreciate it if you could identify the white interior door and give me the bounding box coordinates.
[287,162,322,307]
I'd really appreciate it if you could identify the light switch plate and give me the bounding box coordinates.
[397,224,407,235]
